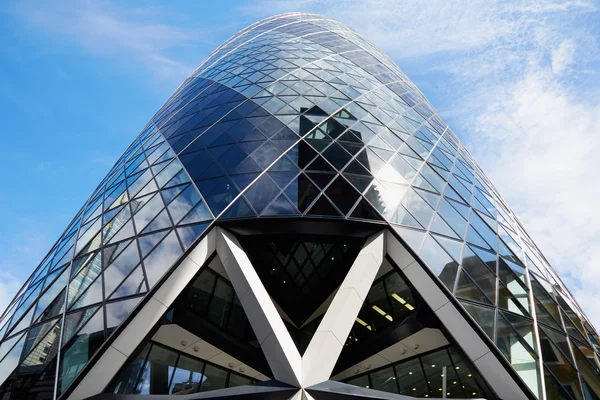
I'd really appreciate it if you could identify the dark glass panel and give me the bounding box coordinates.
[370,366,398,393]
[538,329,583,399]
[110,343,152,394]
[239,235,364,327]
[460,301,495,340]
[199,364,228,392]
[395,357,429,396]
[58,307,105,394]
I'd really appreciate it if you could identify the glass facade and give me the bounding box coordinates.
[344,346,492,398]
[0,11,598,400]
[107,341,255,395]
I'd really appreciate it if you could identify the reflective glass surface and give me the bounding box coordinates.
[107,342,255,395]
[345,346,493,398]
[0,12,598,400]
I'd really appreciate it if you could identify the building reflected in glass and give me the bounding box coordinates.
[0,12,598,400]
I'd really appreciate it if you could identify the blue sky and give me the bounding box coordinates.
[1,0,599,327]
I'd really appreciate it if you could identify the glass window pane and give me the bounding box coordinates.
[227,373,252,388]
[370,366,398,393]
[395,357,429,396]
[208,280,234,327]
[136,345,179,395]
[110,343,151,394]
[199,364,228,392]
[143,231,183,287]
[59,308,105,393]
[169,354,205,394]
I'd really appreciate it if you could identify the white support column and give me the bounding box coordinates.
[68,229,216,400]
[216,228,303,387]
[385,231,530,400]
[302,231,385,387]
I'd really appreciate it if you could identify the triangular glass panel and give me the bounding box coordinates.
[176,222,209,251]
[143,231,183,288]
[433,234,462,263]
[164,168,191,188]
[498,281,530,316]
[168,185,202,223]
[219,197,256,219]
[539,325,575,365]
[430,213,460,239]
[402,189,434,228]
[141,208,173,234]
[22,316,61,360]
[135,179,158,199]
[267,171,298,189]
[67,252,102,308]
[133,193,166,233]
[455,269,492,305]
[8,307,35,338]
[561,311,588,344]
[342,173,372,193]
[20,318,61,368]
[139,230,170,258]
[102,239,133,270]
[62,307,101,347]
[460,301,495,339]
[33,268,69,322]
[106,298,142,330]
[243,174,281,214]
[34,289,65,324]
[59,307,105,394]
[496,313,541,396]
[103,205,124,225]
[466,225,493,251]
[228,172,259,192]
[534,297,563,331]
[419,234,458,279]
[390,204,421,228]
[0,333,26,385]
[0,331,26,365]
[202,177,240,215]
[349,198,383,221]
[323,176,360,214]
[414,188,440,209]
[106,220,135,246]
[160,184,188,205]
[499,257,527,283]
[179,201,212,225]
[71,275,103,310]
[261,194,300,216]
[543,365,582,400]
[392,226,426,252]
[306,195,342,217]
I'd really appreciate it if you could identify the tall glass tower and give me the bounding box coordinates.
[0,13,598,400]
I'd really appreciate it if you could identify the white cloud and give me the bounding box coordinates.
[468,67,600,324]
[551,39,576,75]
[13,0,209,82]
[244,0,600,329]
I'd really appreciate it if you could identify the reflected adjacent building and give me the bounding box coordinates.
[0,12,599,400]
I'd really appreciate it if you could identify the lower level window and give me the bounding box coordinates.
[107,341,255,395]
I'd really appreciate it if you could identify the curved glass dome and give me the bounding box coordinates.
[0,12,598,400]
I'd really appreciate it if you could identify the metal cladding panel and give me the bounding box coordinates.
[0,12,598,400]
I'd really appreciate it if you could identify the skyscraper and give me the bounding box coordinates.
[0,12,598,400]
